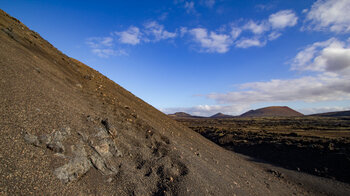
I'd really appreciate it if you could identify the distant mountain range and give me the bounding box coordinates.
[169,107,350,119]
[169,106,303,118]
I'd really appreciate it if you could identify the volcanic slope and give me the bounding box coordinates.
[210,113,234,118]
[168,112,193,118]
[240,106,303,117]
[311,110,350,117]
[0,10,348,195]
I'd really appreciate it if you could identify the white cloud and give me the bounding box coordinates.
[235,37,266,48]
[268,31,281,41]
[202,0,215,8]
[86,8,300,56]
[86,37,114,48]
[91,48,128,58]
[86,37,128,58]
[144,21,177,42]
[243,20,269,34]
[236,10,297,46]
[115,23,176,45]
[159,12,168,21]
[292,38,350,75]
[189,28,232,53]
[305,0,350,33]
[255,4,275,11]
[87,22,178,57]
[207,75,350,104]
[268,10,298,29]
[180,27,188,37]
[183,9,299,52]
[184,1,195,13]
[161,104,249,116]
[115,26,141,45]
[178,0,215,14]
[204,38,350,108]
[230,27,242,40]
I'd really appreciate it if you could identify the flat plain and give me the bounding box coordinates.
[175,116,350,183]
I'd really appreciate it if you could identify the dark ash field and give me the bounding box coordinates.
[175,116,350,183]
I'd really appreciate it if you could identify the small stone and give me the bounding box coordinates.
[107,178,113,183]
[108,127,118,137]
[34,67,40,73]
[86,115,94,122]
[94,142,112,157]
[47,142,64,153]
[24,133,40,146]
[328,143,335,151]
[38,134,51,144]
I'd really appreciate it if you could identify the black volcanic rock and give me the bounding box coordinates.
[240,106,303,117]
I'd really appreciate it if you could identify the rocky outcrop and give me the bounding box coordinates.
[24,121,122,183]
[24,127,71,153]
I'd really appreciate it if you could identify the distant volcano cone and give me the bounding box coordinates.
[210,113,233,118]
[240,106,303,117]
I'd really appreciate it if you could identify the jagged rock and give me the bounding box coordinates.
[24,127,71,153]
[1,27,18,41]
[93,127,122,157]
[24,132,40,146]
[24,125,123,182]
[54,143,91,183]
[90,152,116,175]
[87,127,122,175]
[54,155,91,182]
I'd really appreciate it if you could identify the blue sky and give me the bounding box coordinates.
[2,0,350,116]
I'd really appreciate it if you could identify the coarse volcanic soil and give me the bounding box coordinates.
[0,9,350,195]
